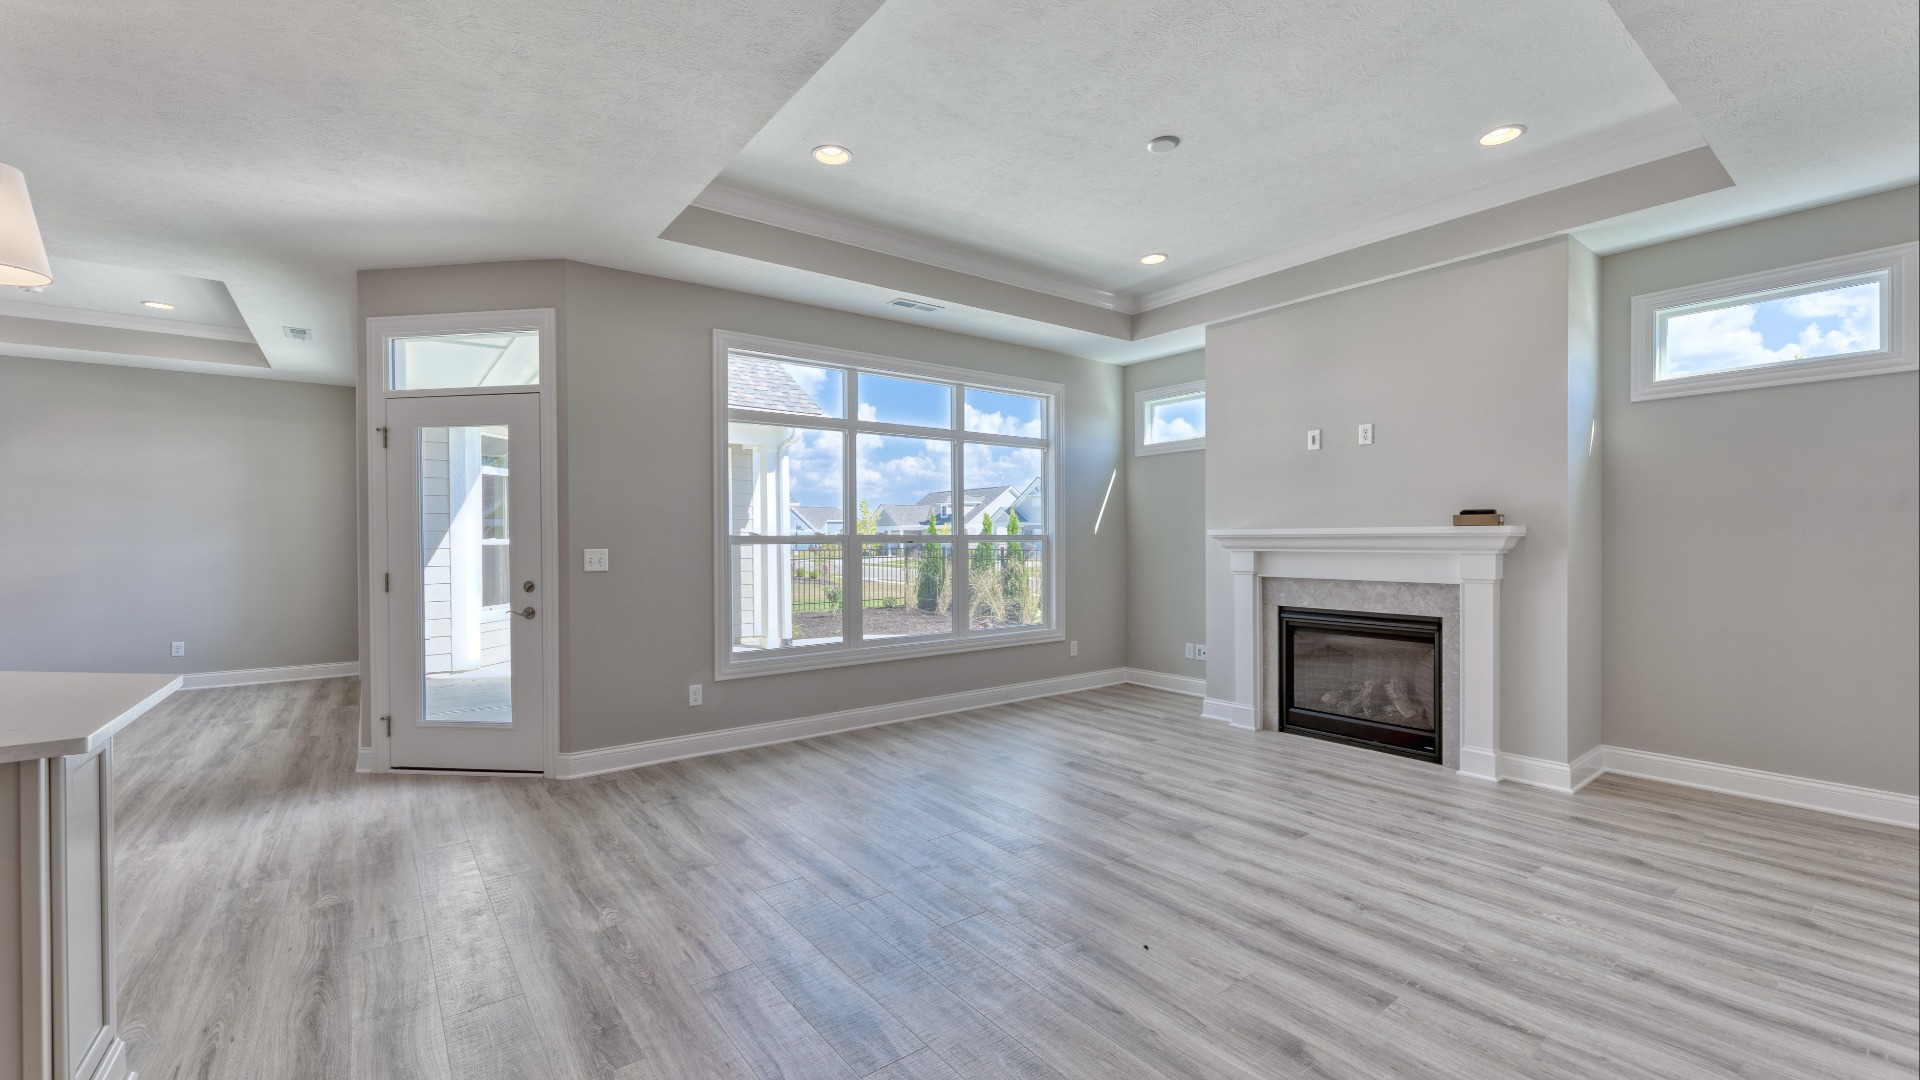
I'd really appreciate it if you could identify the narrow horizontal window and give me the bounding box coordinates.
[390,328,540,391]
[1631,244,1916,401]
[1136,380,1206,455]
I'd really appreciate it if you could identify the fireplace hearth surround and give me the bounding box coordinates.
[1209,526,1526,781]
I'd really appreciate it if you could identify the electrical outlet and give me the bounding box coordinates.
[584,548,610,572]
[688,684,703,706]
[1069,641,1078,657]
[1194,644,1208,660]
[1307,429,1322,451]
[170,641,186,657]
[1183,643,1194,659]
[1358,423,1374,446]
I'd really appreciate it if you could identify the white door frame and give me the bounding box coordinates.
[365,309,560,776]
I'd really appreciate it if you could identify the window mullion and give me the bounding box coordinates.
[951,382,969,639]
[842,422,862,647]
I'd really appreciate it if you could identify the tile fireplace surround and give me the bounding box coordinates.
[1209,526,1527,782]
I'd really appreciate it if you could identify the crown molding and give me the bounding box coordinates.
[691,185,1132,313]
[0,296,256,342]
[1135,109,1709,312]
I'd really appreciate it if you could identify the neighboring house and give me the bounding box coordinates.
[790,506,843,534]
[420,424,513,678]
[914,481,1041,533]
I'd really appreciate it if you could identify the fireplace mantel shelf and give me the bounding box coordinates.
[1209,526,1526,555]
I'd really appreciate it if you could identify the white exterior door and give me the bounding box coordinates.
[385,392,546,771]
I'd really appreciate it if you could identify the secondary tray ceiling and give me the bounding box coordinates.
[708,0,1691,297]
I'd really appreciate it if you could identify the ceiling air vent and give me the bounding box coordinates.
[284,326,313,341]
[889,298,944,313]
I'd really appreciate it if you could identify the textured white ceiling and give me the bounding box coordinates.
[709,0,1690,296]
[1576,0,1918,253]
[1,0,1912,381]
[0,0,885,381]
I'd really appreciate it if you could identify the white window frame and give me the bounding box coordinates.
[1630,243,1917,402]
[1135,380,1206,455]
[713,330,1064,680]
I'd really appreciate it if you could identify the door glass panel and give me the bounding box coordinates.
[392,329,539,390]
[421,424,514,725]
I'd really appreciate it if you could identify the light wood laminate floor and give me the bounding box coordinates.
[113,678,1918,1079]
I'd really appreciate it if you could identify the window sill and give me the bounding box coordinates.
[717,625,1064,681]
[1136,438,1205,456]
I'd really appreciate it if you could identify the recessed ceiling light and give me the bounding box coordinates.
[1478,125,1526,146]
[140,300,176,310]
[1139,253,1168,265]
[1146,135,1182,154]
[812,144,852,165]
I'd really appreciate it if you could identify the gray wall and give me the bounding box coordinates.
[359,260,1128,754]
[1600,187,1920,795]
[0,355,357,674]
[1123,349,1207,682]
[1204,238,1599,763]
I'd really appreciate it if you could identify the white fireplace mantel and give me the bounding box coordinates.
[1208,526,1526,782]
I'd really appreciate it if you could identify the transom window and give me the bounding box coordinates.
[1136,380,1205,455]
[1631,243,1915,401]
[714,331,1062,678]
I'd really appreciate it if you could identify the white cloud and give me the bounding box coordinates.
[1665,284,1881,377]
[858,402,879,422]
[1151,416,1199,442]
[963,404,1043,438]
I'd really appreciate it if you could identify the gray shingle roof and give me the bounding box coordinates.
[790,506,841,533]
[727,355,827,416]
[915,486,1014,507]
[876,504,938,529]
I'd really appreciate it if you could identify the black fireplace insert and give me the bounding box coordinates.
[1277,606,1442,762]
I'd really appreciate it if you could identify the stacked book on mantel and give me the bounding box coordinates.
[1453,509,1505,526]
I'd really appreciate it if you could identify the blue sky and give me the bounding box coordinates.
[775,364,1045,511]
[1665,279,1882,377]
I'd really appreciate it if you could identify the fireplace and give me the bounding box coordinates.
[1278,607,1443,762]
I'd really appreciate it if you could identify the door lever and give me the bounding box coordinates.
[512,606,536,619]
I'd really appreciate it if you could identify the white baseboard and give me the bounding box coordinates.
[1498,745,1605,794]
[1124,668,1206,698]
[181,661,359,689]
[1601,746,1917,828]
[555,667,1132,780]
[1567,744,1606,793]
[1200,697,1256,729]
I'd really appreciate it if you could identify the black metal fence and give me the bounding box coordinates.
[788,542,1041,622]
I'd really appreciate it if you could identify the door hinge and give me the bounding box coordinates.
[378,425,388,448]
[382,714,392,737]
[384,572,390,593]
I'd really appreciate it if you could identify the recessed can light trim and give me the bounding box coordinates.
[812,144,852,165]
[140,300,176,310]
[1139,252,1168,265]
[1146,135,1182,154]
[1478,124,1526,146]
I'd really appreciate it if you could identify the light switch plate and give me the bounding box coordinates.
[584,548,609,572]
[1358,423,1374,445]
[1307,429,1322,451]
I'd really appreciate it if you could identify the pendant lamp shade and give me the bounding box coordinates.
[0,163,53,288]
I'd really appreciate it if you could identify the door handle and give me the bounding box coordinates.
[512,607,536,619]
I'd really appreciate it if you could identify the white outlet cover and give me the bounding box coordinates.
[1358,423,1374,445]
[170,641,185,656]
[1195,645,1208,659]
[688,684,703,706]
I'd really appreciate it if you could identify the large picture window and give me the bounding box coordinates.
[1630,243,1916,401]
[714,332,1062,678]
